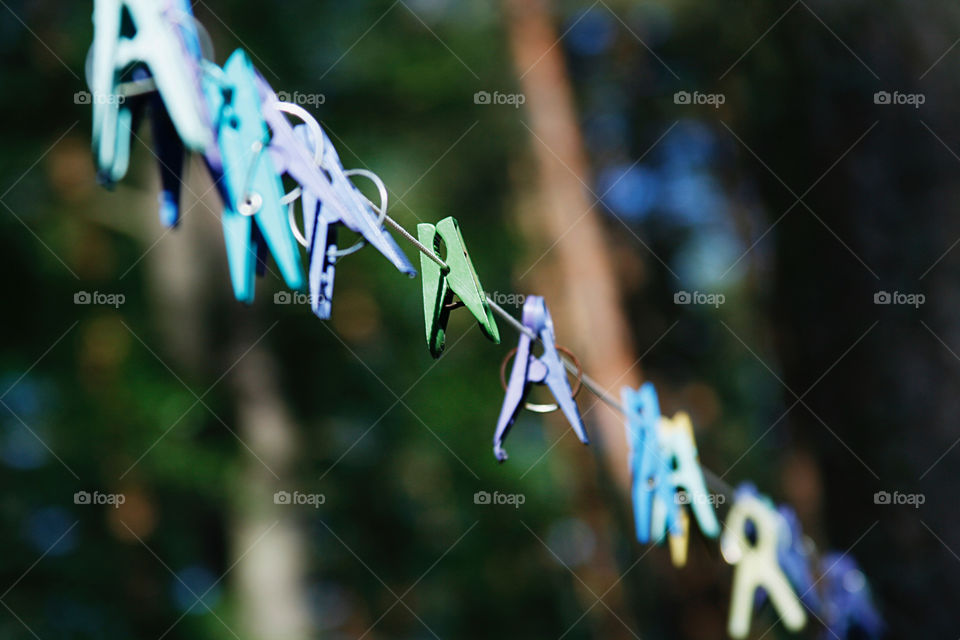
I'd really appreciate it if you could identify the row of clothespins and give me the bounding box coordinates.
[86,2,884,638]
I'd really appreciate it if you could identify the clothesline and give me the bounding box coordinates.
[381,207,738,505]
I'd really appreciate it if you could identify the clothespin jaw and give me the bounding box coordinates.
[722,485,807,639]
[207,49,305,303]
[650,411,721,567]
[621,383,680,544]
[91,0,210,181]
[819,554,884,640]
[418,217,499,357]
[493,296,587,461]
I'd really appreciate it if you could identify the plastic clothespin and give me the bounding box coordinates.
[650,411,720,567]
[722,484,807,639]
[776,506,822,613]
[493,296,587,462]
[204,49,305,303]
[254,78,416,287]
[819,553,883,640]
[417,217,499,357]
[90,0,209,183]
[621,383,680,544]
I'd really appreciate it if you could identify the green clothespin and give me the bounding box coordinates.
[418,217,499,357]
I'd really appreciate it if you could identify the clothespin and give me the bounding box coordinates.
[90,0,209,183]
[776,506,822,613]
[493,296,587,461]
[417,217,499,357]
[621,383,680,544]
[204,49,305,302]
[649,411,720,567]
[278,120,416,318]
[255,80,416,291]
[819,553,883,639]
[722,484,807,639]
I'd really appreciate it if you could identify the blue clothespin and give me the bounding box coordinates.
[493,296,588,461]
[90,0,210,183]
[819,553,884,639]
[203,49,305,303]
[621,383,681,544]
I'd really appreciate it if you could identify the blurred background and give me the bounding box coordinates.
[0,0,957,637]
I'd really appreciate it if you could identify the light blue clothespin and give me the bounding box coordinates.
[203,49,305,303]
[90,0,209,184]
[621,383,680,544]
[650,410,720,566]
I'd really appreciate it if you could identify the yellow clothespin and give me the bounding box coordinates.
[651,412,720,567]
[721,485,807,639]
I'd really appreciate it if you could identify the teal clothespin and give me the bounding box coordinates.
[650,411,721,567]
[418,217,499,357]
[204,50,304,303]
[90,0,209,183]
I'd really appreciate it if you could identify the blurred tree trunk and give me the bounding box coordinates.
[143,165,313,639]
[502,1,642,637]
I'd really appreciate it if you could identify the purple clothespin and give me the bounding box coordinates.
[819,553,884,639]
[493,296,588,461]
[251,74,416,284]
[753,504,822,613]
[777,506,822,612]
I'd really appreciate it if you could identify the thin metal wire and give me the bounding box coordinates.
[384,215,449,271]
